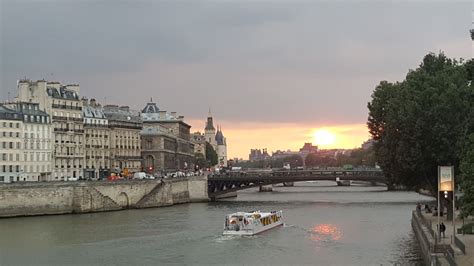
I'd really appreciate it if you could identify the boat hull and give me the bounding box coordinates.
[223,220,283,236]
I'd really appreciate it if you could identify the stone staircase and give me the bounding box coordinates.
[87,187,121,211]
[135,181,165,208]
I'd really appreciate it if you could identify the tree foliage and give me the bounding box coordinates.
[304,148,376,168]
[460,134,474,218]
[367,53,473,193]
[205,142,218,166]
[194,153,209,169]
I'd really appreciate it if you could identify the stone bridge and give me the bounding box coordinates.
[208,169,386,199]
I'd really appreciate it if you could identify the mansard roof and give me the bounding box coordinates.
[46,86,79,100]
[141,101,160,114]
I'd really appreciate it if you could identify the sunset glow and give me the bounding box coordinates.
[313,129,336,147]
[189,120,370,159]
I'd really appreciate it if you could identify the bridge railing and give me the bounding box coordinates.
[209,169,384,179]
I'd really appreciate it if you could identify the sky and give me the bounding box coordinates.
[1,1,472,159]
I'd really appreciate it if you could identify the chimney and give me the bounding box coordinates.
[158,111,166,119]
[90,98,96,107]
[119,106,129,112]
[171,112,177,118]
[178,115,184,121]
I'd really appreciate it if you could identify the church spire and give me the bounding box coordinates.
[205,109,215,131]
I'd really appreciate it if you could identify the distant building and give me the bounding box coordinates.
[0,105,23,183]
[16,79,84,180]
[299,143,318,154]
[249,148,270,161]
[103,104,142,174]
[204,110,227,166]
[3,102,53,182]
[191,132,206,158]
[140,100,194,172]
[82,98,110,179]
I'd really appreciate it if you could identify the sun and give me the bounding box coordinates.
[313,129,336,146]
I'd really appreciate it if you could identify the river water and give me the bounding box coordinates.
[0,182,433,265]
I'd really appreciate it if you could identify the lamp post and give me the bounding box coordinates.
[438,166,455,242]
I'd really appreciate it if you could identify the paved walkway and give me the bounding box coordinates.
[419,208,474,266]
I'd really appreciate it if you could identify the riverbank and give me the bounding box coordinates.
[0,176,209,218]
[412,208,474,265]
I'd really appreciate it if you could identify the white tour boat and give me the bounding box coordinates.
[223,210,283,235]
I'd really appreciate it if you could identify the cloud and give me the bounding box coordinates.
[1,1,471,128]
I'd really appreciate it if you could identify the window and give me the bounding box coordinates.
[0,176,4,182]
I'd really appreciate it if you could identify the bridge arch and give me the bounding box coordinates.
[117,192,130,208]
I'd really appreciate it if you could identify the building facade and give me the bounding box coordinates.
[16,80,84,180]
[3,102,53,181]
[191,132,206,158]
[204,111,227,166]
[249,148,270,162]
[83,98,110,179]
[140,101,194,172]
[0,106,23,183]
[103,105,142,175]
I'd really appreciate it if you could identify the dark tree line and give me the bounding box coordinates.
[234,155,304,169]
[305,148,376,168]
[194,142,218,169]
[367,52,473,216]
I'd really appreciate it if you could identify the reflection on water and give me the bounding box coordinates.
[310,224,343,242]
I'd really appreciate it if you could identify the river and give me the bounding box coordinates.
[0,182,433,265]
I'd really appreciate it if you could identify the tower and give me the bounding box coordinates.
[215,125,227,166]
[205,108,216,146]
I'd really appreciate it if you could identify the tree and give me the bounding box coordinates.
[460,134,474,218]
[305,153,336,167]
[367,52,472,193]
[205,142,218,166]
[194,153,209,169]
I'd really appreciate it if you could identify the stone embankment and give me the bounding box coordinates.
[0,176,209,218]
[412,209,473,265]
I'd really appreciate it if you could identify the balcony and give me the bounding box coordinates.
[52,104,82,111]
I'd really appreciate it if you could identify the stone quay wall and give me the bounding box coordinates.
[0,176,209,218]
